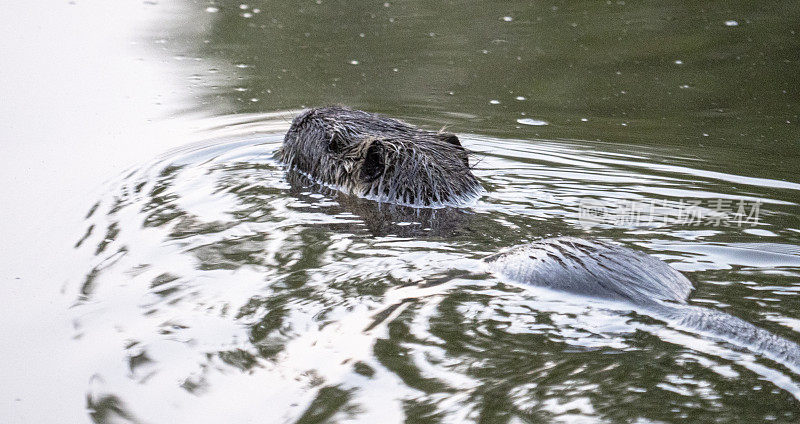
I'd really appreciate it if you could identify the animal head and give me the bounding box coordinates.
[277,106,483,207]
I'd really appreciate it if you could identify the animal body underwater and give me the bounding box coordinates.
[278,106,800,373]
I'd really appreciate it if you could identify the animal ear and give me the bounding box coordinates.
[360,141,385,183]
[439,132,470,167]
[437,132,462,148]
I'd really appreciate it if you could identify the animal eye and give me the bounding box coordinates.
[328,132,346,153]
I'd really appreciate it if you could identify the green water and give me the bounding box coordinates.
[176,0,798,176]
[5,1,800,423]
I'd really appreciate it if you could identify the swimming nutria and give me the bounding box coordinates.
[276,106,483,207]
[279,107,800,372]
[487,237,800,373]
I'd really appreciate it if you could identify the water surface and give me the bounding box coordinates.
[3,0,800,423]
[71,114,800,422]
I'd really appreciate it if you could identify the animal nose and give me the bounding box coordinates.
[291,109,315,131]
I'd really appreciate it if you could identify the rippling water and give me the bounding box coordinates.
[4,0,800,422]
[65,112,800,423]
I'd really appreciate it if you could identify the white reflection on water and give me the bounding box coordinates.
[58,120,800,422]
[2,1,800,422]
[0,1,209,422]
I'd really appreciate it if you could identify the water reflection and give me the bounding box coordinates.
[159,0,799,180]
[54,0,800,422]
[69,114,800,422]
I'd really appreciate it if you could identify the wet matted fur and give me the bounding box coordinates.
[276,106,483,207]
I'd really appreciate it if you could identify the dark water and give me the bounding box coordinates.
[65,1,800,423]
